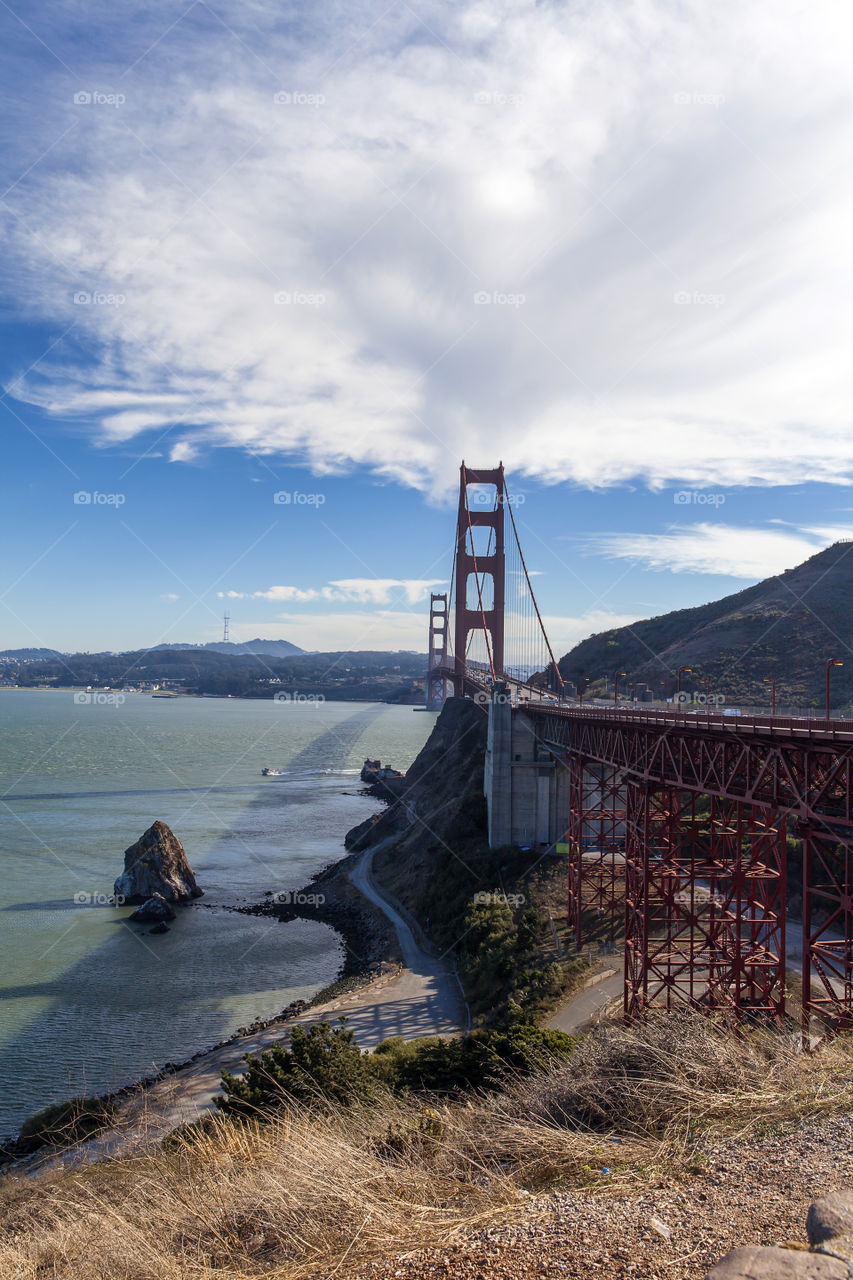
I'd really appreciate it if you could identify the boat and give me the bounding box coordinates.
[261,767,282,776]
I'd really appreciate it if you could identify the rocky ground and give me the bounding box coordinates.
[352,1112,853,1280]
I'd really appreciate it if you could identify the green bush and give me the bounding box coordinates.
[216,1022,576,1119]
[216,1019,376,1118]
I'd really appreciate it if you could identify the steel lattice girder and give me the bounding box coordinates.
[566,757,626,947]
[623,784,786,1021]
[542,714,853,825]
[801,824,853,1031]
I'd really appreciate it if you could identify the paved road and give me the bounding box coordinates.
[12,841,466,1175]
[548,966,623,1035]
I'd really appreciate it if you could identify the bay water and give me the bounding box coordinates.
[0,690,435,1138]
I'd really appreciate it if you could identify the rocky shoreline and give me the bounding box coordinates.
[0,813,401,1166]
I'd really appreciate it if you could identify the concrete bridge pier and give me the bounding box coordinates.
[484,685,572,848]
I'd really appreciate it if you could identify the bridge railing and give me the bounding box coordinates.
[538,702,853,742]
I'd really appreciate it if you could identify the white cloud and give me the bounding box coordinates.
[160,592,180,601]
[584,523,852,578]
[5,1,853,495]
[218,578,445,605]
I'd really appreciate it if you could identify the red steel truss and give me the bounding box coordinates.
[624,787,785,1020]
[566,757,625,947]
[538,708,849,1031]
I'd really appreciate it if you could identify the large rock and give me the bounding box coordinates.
[128,893,177,923]
[706,1246,847,1280]
[114,821,203,904]
[807,1192,853,1246]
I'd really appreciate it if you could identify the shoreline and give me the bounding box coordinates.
[0,810,400,1165]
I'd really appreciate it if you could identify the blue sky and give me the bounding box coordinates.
[2,1,853,657]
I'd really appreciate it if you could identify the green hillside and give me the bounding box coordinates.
[557,541,853,708]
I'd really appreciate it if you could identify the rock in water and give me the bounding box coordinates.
[114,821,203,904]
[128,893,177,923]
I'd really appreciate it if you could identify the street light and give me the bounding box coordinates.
[825,659,843,719]
[764,676,776,717]
[630,681,637,703]
[613,671,626,707]
[676,665,692,705]
[578,675,589,705]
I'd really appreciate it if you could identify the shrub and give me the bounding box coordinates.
[217,1019,376,1118]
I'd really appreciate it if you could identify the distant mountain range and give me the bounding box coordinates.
[152,638,304,657]
[1,638,303,660]
[557,541,853,707]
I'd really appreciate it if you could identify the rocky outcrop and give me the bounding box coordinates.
[128,893,177,923]
[707,1191,853,1278]
[114,821,203,905]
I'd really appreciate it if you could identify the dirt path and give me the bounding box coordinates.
[12,840,465,1175]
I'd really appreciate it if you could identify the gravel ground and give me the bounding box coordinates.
[350,1113,853,1280]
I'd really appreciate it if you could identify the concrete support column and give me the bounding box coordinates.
[485,683,513,847]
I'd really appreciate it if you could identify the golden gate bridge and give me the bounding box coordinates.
[426,462,853,1040]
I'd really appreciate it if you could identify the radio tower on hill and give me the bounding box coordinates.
[223,612,230,644]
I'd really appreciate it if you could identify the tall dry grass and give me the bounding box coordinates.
[2,1014,852,1280]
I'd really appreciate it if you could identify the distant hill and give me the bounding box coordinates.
[153,638,304,657]
[0,648,64,661]
[557,541,853,707]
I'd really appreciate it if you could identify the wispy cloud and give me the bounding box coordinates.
[583,523,853,578]
[218,578,445,605]
[3,1,853,495]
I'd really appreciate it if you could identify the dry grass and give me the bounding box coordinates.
[2,1015,852,1280]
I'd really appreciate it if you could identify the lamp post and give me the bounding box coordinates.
[613,671,626,707]
[676,665,692,706]
[764,676,776,717]
[630,681,637,703]
[578,676,589,705]
[825,659,843,719]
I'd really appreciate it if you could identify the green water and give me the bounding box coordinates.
[0,690,435,1137]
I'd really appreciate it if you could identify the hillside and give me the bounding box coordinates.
[557,540,853,707]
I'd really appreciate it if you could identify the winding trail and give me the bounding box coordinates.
[10,841,465,1175]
